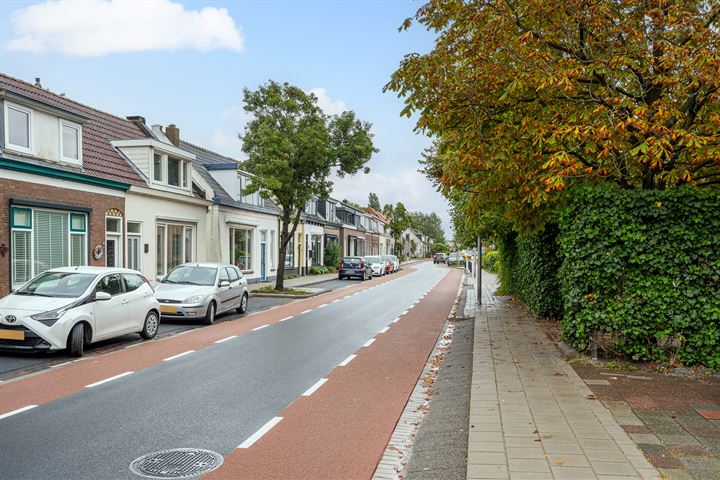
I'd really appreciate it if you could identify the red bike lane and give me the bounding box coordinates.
[206,268,463,480]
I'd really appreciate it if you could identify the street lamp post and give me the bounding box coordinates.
[477,236,482,305]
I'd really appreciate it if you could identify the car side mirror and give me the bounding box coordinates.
[219,280,230,288]
[95,292,112,301]
[157,275,166,282]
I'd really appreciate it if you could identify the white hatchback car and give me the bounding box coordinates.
[0,267,160,357]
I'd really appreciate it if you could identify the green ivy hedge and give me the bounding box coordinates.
[497,228,563,319]
[482,251,500,273]
[558,185,720,368]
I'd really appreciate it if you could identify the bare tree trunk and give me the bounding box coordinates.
[274,208,303,291]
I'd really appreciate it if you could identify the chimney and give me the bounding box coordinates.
[165,124,180,147]
[34,77,42,88]
[126,116,146,128]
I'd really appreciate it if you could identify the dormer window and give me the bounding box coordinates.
[5,103,32,152]
[168,156,181,186]
[151,151,190,189]
[153,153,163,182]
[60,121,81,162]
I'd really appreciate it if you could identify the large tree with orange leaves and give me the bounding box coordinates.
[386,0,720,231]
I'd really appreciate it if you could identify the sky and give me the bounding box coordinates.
[0,0,451,236]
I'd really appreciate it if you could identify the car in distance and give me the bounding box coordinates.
[366,256,387,277]
[380,255,393,274]
[389,255,400,272]
[154,263,248,325]
[448,252,462,264]
[433,253,447,264]
[0,267,160,357]
[338,256,372,281]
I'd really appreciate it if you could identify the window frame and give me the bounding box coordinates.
[156,222,194,277]
[152,151,190,190]
[126,221,142,272]
[59,119,82,164]
[229,226,253,272]
[4,102,33,154]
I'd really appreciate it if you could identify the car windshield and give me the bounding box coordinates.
[14,272,96,298]
[163,266,217,286]
[343,257,362,264]
[366,256,382,263]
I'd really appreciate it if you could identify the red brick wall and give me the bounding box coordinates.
[0,177,125,295]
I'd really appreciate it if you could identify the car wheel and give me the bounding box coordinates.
[338,275,344,280]
[140,311,159,339]
[236,293,249,314]
[204,301,216,325]
[67,323,84,357]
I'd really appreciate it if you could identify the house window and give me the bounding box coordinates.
[61,122,81,162]
[230,227,253,271]
[270,229,275,269]
[156,222,194,277]
[127,221,142,271]
[153,154,163,182]
[10,207,87,289]
[6,104,31,151]
[182,162,189,188]
[285,235,294,268]
[168,157,181,186]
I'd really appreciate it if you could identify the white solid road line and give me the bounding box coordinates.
[401,310,409,316]
[163,350,195,362]
[318,304,327,308]
[331,299,341,303]
[85,371,134,388]
[214,335,237,344]
[50,361,74,368]
[301,309,313,314]
[378,326,390,334]
[363,338,375,347]
[0,405,38,420]
[392,317,400,323]
[237,416,284,449]
[279,316,294,322]
[339,354,356,367]
[252,324,269,331]
[302,378,328,397]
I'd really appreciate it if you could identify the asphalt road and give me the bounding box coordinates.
[0,262,449,480]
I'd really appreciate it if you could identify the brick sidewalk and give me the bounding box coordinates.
[467,272,660,480]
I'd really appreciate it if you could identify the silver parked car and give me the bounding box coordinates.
[154,263,248,325]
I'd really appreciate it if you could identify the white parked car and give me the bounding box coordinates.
[365,256,387,277]
[0,267,160,357]
[154,263,248,325]
[389,255,400,272]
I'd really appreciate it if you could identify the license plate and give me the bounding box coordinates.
[160,305,177,314]
[0,329,24,341]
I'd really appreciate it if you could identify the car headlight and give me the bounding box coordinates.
[31,304,73,326]
[183,295,204,304]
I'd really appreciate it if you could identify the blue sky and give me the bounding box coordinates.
[0,0,449,235]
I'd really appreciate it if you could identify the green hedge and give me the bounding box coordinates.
[482,251,500,272]
[496,228,563,319]
[558,185,720,368]
[324,242,340,268]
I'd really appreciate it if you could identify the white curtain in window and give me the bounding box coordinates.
[11,230,31,286]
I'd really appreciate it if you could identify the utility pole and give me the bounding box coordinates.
[477,236,482,305]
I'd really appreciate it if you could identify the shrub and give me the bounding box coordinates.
[324,242,341,268]
[309,266,329,275]
[558,185,720,368]
[482,251,499,272]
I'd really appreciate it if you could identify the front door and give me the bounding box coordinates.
[106,235,121,267]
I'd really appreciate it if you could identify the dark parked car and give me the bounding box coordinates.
[338,256,372,281]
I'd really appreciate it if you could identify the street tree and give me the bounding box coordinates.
[410,211,445,244]
[386,202,412,256]
[368,192,381,211]
[240,80,377,290]
[387,1,720,231]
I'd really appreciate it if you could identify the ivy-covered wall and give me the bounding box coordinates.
[558,185,720,368]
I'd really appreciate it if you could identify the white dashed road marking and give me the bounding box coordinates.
[214,335,237,344]
[163,350,195,362]
[85,371,134,388]
[339,354,356,367]
[252,324,269,331]
[0,405,37,420]
[378,326,390,334]
[363,339,375,347]
[238,417,283,449]
[302,378,328,397]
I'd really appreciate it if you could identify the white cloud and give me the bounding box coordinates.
[7,0,244,56]
[210,128,244,159]
[309,87,347,115]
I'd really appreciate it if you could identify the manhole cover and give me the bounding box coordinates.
[129,448,223,479]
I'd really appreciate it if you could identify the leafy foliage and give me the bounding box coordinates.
[240,80,376,289]
[385,202,411,255]
[410,211,446,243]
[323,241,341,269]
[368,192,381,211]
[309,266,330,275]
[558,185,720,368]
[432,242,449,254]
[482,251,500,273]
[387,1,720,232]
[497,228,563,318]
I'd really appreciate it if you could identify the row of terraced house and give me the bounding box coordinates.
[0,73,398,295]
